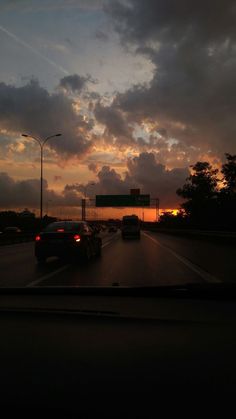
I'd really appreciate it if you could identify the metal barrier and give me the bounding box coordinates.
[144,226,236,245]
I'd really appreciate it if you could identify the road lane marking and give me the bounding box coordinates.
[102,241,113,248]
[143,232,221,283]
[102,237,119,248]
[26,264,70,287]
[101,231,121,248]
[26,236,118,287]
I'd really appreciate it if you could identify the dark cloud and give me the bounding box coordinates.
[1,152,189,209]
[104,0,236,158]
[0,79,93,158]
[61,188,83,207]
[95,29,109,42]
[58,74,95,93]
[126,152,189,207]
[106,0,236,46]
[94,101,135,146]
[64,182,83,193]
[96,165,129,194]
[0,171,83,209]
[65,165,130,198]
[0,172,58,208]
[64,180,97,197]
[68,152,189,207]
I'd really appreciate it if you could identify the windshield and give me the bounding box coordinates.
[123,219,139,226]
[43,222,83,232]
[0,0,235,290]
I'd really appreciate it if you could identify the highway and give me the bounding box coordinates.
[0,230,235,287]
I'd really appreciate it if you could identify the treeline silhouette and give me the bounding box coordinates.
[159,153,236,231]
[1,153,235,233]
[0,211,57,233]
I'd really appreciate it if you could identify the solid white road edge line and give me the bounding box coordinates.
[143,231,221,283]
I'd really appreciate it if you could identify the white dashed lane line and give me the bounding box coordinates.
[26,235,118,287]
[26,264,70,287]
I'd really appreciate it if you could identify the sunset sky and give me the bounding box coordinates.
[0,0,235,220]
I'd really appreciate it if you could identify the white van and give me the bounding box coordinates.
[121,215,141,239]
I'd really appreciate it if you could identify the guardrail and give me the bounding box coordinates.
[144,226,236,245]
[0,232,36,246]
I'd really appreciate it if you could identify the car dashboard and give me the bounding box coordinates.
[0,286,236,416]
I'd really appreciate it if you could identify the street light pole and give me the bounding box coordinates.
[22,133,62,220]
[40,143,43,220]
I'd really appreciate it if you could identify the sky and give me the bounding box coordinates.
[0,0,235,219]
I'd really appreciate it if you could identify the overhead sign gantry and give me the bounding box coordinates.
[95,194,150,207]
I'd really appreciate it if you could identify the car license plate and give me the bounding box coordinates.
[48,239,63,244]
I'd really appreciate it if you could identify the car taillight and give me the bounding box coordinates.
[74,234,81,242]
[35,235,41,241]
[57,228,64,232]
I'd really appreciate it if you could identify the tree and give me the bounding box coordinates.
[218,153,236,230]
[176,162,219,227]
[158,210,186,228]
[221,153,236,195]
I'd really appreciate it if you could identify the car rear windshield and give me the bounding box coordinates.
[123,219,139,225]
[44,222,83,232]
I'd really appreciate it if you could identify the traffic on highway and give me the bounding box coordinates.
[0,221,235,288]
[1,1,236,415]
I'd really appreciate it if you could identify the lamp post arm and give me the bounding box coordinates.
[22,134,42,148]
[43,133,62,146]
[43,135,55,146]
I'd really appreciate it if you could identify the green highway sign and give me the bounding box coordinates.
[96,194,150,207]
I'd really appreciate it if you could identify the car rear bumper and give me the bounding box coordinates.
[35,242,84,258]
[122,231,140,238]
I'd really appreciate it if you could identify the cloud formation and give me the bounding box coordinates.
[58,74,95,93]
[0,152,189,209]
[74,152,189,207]
[94,101,135,147]
[126,152,189,207]
[0,79,93,158]
[104,0,236,158]
[0,171,83,209]
[0,172,56,208]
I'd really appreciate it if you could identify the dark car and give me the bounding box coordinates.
[108,225,117,233]
[121,215,140,239]
[3,226,22,234]
[35,221,102,263]
[89,223,101,234]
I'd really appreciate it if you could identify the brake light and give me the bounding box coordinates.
[35,235,41,241]
[74,234,81,242]
[57,228,64,232]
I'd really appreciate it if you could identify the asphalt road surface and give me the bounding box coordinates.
[0,230,235,288]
